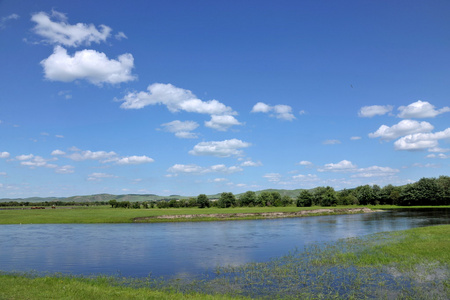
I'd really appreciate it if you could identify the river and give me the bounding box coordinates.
[0,208,449,278]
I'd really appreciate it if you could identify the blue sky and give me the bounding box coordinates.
[0,0,449,198]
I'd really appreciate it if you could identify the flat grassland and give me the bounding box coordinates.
[0,205,385,224]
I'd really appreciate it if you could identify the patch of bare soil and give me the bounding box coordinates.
[133,208,375,222]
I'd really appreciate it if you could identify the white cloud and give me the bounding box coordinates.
[120,83,235,115]
[205,115,243,131]
[369,120,434,141]
[358,105,393,117]
[167,164,243,175]
[115,31,127,40]
[87,172,116,181]
[251,102,271,113]
[397,100,450,118]
[18,155,57,169]
[351,166,399,178]
[0,172,7,176]
[240,160,262,167]
[31,10,111,47]
[1,13,19,29]
[189,139,251,157]
[0,152,10,158]
[318,160,357,172]
[292,174,319,181]
[323,139,341,145]
[394,128,450,151]
[251,102,295,121]
[350,136,361,140]
[41,46,136,85]
[66,150,117,162]
[115,155,154,165]
[160,120,199,138]
[426,153,449,159]
[55,165,75,174]
[263,173,282,182]
[16,154,34,161]
[298,160,313,166]
[51,149,66,156]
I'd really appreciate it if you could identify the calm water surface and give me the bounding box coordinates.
[1,208,449,278]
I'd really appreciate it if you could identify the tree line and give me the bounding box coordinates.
[107,176,450,209]
[2,176,448,209]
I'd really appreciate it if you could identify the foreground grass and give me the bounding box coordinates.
[0,274,245,300]
[0,205,381,224]
[1,225,448,299]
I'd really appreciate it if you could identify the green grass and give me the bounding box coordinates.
[0,205,377,224]
[0,274,246,300]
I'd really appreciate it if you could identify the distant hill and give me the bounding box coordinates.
[0,189,309,203]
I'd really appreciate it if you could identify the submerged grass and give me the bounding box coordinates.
[1,225,448,299]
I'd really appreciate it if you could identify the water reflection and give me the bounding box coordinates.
[0,208,449,278]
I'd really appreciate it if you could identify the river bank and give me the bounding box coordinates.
[134,207,375,222]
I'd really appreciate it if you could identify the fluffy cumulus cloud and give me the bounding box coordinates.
[251,102,295,121]
[15,154,58,169]
[51,149,66,156]
[167,164,243,175]
[160,120,199,138]
[358,105,393,117]
[31,10,111,47]
[369,120,434,141]
[189,139,251,157]
[120,83,235,114]
[240,160,262,167]
[205,115,243,131]
[394,128,450,151]
[318,160,357,172]
[0,152,10,158]
[66,149,117,162]
[397,100,450,118]
[115,155,154,165]
[263,173,282,182]
[66,148,154,165]
[41,46,136,85]
[298,160,313,166]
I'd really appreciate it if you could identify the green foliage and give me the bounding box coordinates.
[256,191,273,207]
[314,186,337,206]
[218,192,236,208]
[197,194,210,208]
[296,190,313,207]
[239,191,257,207]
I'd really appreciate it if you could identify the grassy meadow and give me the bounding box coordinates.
[0,205,388,224]
[1,224,448,299]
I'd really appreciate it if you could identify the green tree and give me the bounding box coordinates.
[296,190,313,207]
[314,186,337,206]
[197,194,211,208]
[108,199,118,208]
[257,191,273,207]
[356,185,375,205]
[437,175,450,205]
[239,191,257,207]
[188,197,198,207]
[271,192,282,206]
[218,192,236,208]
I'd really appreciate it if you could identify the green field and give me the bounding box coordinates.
[0,205,385,224]
[1,225,448,299]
